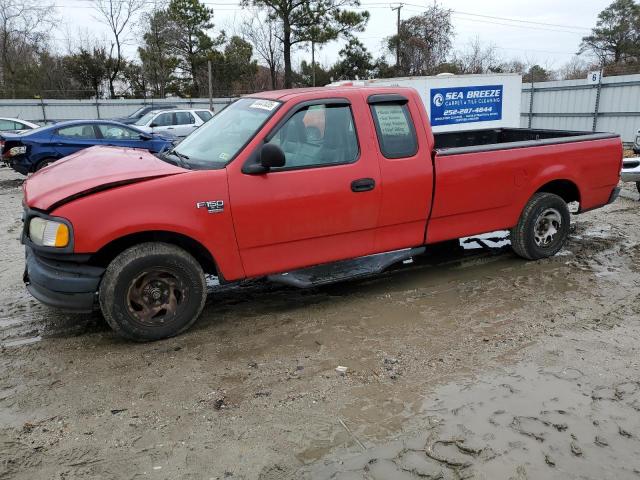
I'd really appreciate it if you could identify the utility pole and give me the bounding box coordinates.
[208,60,213,110]
[311,38,316,87]
[391,4,403,68]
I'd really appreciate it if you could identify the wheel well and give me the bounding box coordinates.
[536,180,580,204]
[33,157,57,172]
[89,231,218,276]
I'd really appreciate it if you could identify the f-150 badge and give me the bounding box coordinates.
[196,200,224,213]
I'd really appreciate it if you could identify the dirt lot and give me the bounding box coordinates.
[2,166,640,479]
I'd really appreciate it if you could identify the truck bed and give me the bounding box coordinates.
[434,128,618,154]
[427,129,622,245]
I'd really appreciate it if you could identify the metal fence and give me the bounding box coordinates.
[521,73,640,145]
[0,98,234,123]
[3,76,639,145]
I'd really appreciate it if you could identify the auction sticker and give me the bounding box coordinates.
[250,99,279,111]
[430,85,503,126]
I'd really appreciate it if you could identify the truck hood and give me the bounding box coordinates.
[24,146,186,211]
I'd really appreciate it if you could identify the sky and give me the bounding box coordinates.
[52,0,613,71]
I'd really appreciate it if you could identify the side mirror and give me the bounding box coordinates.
[260,143,286,169]
[139,133,152,141]
[149,122,158,128]
[243,143,286,174]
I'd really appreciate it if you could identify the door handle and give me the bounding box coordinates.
[351,178,375,192]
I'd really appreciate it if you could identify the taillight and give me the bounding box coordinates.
[6,145,26,157]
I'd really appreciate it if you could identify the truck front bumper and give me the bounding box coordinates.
[24,247,104,312]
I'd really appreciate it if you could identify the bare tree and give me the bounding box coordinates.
[452,37,502,74]
[93,0,147,97]
[0,0,56,93]
[387,4,453,76]
[558,56,594,80]
[241,10,283,89]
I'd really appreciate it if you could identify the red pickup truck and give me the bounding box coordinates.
[21,87,622,341]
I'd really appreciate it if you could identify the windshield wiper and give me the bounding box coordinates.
[170,150,191,169]
[156,147,191,169]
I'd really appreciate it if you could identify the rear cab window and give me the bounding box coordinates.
[369,101,418,159]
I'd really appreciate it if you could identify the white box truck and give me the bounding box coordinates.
[329,73,522,133]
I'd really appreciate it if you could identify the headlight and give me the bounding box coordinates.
[29,217,70,247]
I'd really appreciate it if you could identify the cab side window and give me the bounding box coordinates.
[0,119,18,130]
[370,103,418,158]
[97,124,140,140]
[153,113,173,127]
[175,112,195,125]
[58,125,97,139]
[268,104,358,170]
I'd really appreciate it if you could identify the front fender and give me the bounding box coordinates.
[52,169,246,281]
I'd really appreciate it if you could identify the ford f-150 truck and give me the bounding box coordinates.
[21,87,622,341]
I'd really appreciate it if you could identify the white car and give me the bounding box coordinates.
[621,156,640,194]
[0,117,39,134]
[133,109,213,138]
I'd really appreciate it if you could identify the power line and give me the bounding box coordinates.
[54,0,595,33]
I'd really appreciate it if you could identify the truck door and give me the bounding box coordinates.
[228,99,382,277]
[367,94,434,251]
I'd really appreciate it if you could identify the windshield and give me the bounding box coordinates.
[134,112,156,126]
[129,107,147,118]
[172,98,281,169]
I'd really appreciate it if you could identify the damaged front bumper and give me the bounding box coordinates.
[23,246,104,312]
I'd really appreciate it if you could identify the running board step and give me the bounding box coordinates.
[267,247,426,288]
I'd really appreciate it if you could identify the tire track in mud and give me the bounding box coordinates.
[301,209,640,480]
[303,325,640,480]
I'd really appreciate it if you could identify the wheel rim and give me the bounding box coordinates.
[534,208,562,247]
[126,269,186,326]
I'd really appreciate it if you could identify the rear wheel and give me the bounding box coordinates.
[510,192,570,260]
[99,242,207,341]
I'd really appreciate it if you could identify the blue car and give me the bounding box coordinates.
[1,120,175,175]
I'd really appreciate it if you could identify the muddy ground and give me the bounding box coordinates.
[2,165,640,479]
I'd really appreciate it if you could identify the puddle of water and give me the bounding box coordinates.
[306,360,640,479]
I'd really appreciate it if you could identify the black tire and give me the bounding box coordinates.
[636,181,640,195]
[35,158,56,172]
[99,242,207,341]
[510,192,570,260]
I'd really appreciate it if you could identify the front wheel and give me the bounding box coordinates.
[510,193,570,260]
[99,242,207,341]
[636,181,640,195]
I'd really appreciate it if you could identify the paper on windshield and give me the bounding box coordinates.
[250,100,279,111]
